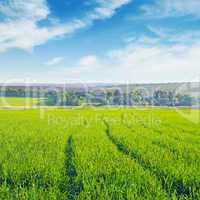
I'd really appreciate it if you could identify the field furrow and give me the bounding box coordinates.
[72,123,168,200]
[104,121,200,199]
[0,108,199,199]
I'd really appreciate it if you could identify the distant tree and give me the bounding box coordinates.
[153,90,169,106]
[132,90,144,105]
[106,91,113,105]
[168,91,175,106]
[45,91,58,106]
[177,95,193,106]
[65,92,80,106]
[113,89,123,105]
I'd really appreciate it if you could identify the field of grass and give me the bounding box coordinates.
[0,97,40,108]
[0,108,199,199]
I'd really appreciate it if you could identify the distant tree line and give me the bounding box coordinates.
[1,87,197,107]
[41,89,198,107]
[0,87,40,98]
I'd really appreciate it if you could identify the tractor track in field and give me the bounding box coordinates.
[103,121,199,199]
[0,136,83,199]
[59,136,83,200]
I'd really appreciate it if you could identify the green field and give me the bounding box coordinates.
[0,97,41,107]
[0,108,199,199]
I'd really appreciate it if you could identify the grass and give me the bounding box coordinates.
[0,97,40,107]
[0,108,199,199]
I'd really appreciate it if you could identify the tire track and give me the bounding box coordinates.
[59,136,83,200]
[104,121,198,199]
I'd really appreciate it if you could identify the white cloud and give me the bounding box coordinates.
[0,0,49,20]
[0,0,87,52]
[140,0,200,18]
[0,0,131,53]
[64,55,102,76]
[45,57,64,66]
[54,35,200,83]
[148,26,200,45]
[105,37,200,83]
[79,55,99,66]
[88,0,131,20]
[0,19,86,52]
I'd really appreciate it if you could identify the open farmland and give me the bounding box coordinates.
[0,98,40,108]
[0,108,199,199]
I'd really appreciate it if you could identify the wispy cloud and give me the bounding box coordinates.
[0,0,49,20]
[148,26,200,45]
[0,0,86,52]
[57,33,200,83]
[79,55,99,66]
[88,0,131,20]
[0,19,86,53]
[104,33,200,82]
[45,57,64,66]
[140,0,200,19]
[0,0,132,53]
[64,55,102,76]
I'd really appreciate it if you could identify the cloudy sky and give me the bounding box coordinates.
[0,0,200,83]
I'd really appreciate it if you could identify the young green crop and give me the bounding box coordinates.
[0,108,199,199]
[72,123,168,199]
[0,97,40,107]
[106,122,200,199]
[0,110,70,199]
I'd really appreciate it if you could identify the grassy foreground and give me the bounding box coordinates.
[0,108,199,199]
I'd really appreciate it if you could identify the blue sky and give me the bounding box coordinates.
[0,0,200,83]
